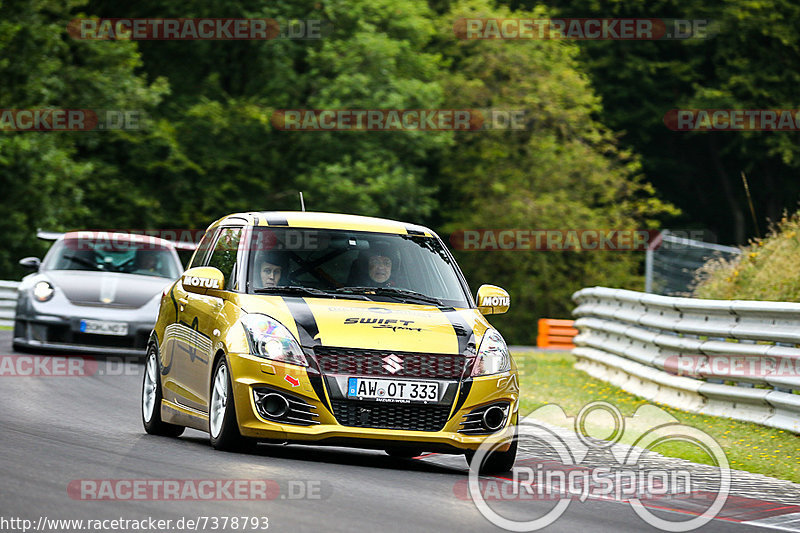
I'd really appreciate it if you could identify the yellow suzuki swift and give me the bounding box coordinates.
[142,212,518,473]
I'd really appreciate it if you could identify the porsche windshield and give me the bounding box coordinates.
[246,228,470,307]
[43,238,180,279]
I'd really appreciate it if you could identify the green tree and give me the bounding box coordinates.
[0,0,167,279]
[531,0,800,245]
[434,1,677,342]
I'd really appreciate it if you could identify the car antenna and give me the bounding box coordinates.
[299,191,306,212]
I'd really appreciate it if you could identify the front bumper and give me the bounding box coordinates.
[13,314,154,356]
[228,352,519,452]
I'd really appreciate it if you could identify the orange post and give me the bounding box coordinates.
[536,318,577,349]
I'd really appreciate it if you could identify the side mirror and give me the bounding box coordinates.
[181,266,225,295]
[19,257,41,271]
[476,284,510,315]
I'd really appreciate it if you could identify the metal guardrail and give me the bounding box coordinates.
[572,286,800,433]
[0,281,20,328]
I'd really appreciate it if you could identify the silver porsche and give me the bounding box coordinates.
[13,231,191,356]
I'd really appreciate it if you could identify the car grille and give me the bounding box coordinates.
[331,400,452,431]
[314,347,466,379]
[27,323,146,350]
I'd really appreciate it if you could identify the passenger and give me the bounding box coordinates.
[365,244,399,287]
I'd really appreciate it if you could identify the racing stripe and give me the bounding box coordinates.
[278,296,332,411]
[451,379,473,416]
[280,297,320,347]
[442,309,475,355]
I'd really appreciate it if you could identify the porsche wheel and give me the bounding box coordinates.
[142,346,185,437]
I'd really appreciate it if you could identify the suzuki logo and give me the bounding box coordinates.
[382,354,403,374]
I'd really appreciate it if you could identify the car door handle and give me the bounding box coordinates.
[178,297,188,305]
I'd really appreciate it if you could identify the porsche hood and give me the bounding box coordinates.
[45,271,171,308]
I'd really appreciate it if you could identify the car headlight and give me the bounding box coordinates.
[33,281,55,302]
[242,314,307,366]
[471,329,510,376]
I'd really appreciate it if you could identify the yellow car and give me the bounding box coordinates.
[141,212,518,473]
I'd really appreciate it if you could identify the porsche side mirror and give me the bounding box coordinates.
[19,257,41,271]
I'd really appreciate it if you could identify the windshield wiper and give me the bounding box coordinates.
[333,286,443,306]
[62,254,103,271]
[253,286,330,296]
[252,286,369,300]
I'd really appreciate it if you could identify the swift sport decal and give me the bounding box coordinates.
[342,317,423,332]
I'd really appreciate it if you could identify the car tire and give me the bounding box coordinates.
[142,345,185,437]
[208,356,250,451]
[385,447,423,459]
[465,417,518,475]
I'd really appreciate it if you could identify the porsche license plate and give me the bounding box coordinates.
[347,377,439,402]
[79,319,128,336]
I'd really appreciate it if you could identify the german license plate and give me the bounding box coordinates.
[79,319,128,336]
[347,377,439,402]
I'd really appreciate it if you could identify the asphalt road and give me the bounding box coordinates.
[0,330,768,532]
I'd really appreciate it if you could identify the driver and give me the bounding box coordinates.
[133,252,160,275]
[254,251,288,288]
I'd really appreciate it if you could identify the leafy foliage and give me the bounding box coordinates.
[694,212,800,301]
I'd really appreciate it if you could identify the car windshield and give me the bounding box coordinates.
[42,238,181,279]
[247,228,470,307]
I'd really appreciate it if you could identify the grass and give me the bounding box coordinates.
[515,350,800,483]
[0,325,11,330]
[694,211,800,300]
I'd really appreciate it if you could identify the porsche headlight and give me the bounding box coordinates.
[33,281,55,302]
[242,314,307,366]
[472,329,510,376]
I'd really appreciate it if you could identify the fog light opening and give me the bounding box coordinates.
[261,393,290,418]
[482,405,507,431]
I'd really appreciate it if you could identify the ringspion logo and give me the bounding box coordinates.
[465,402,730,531]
